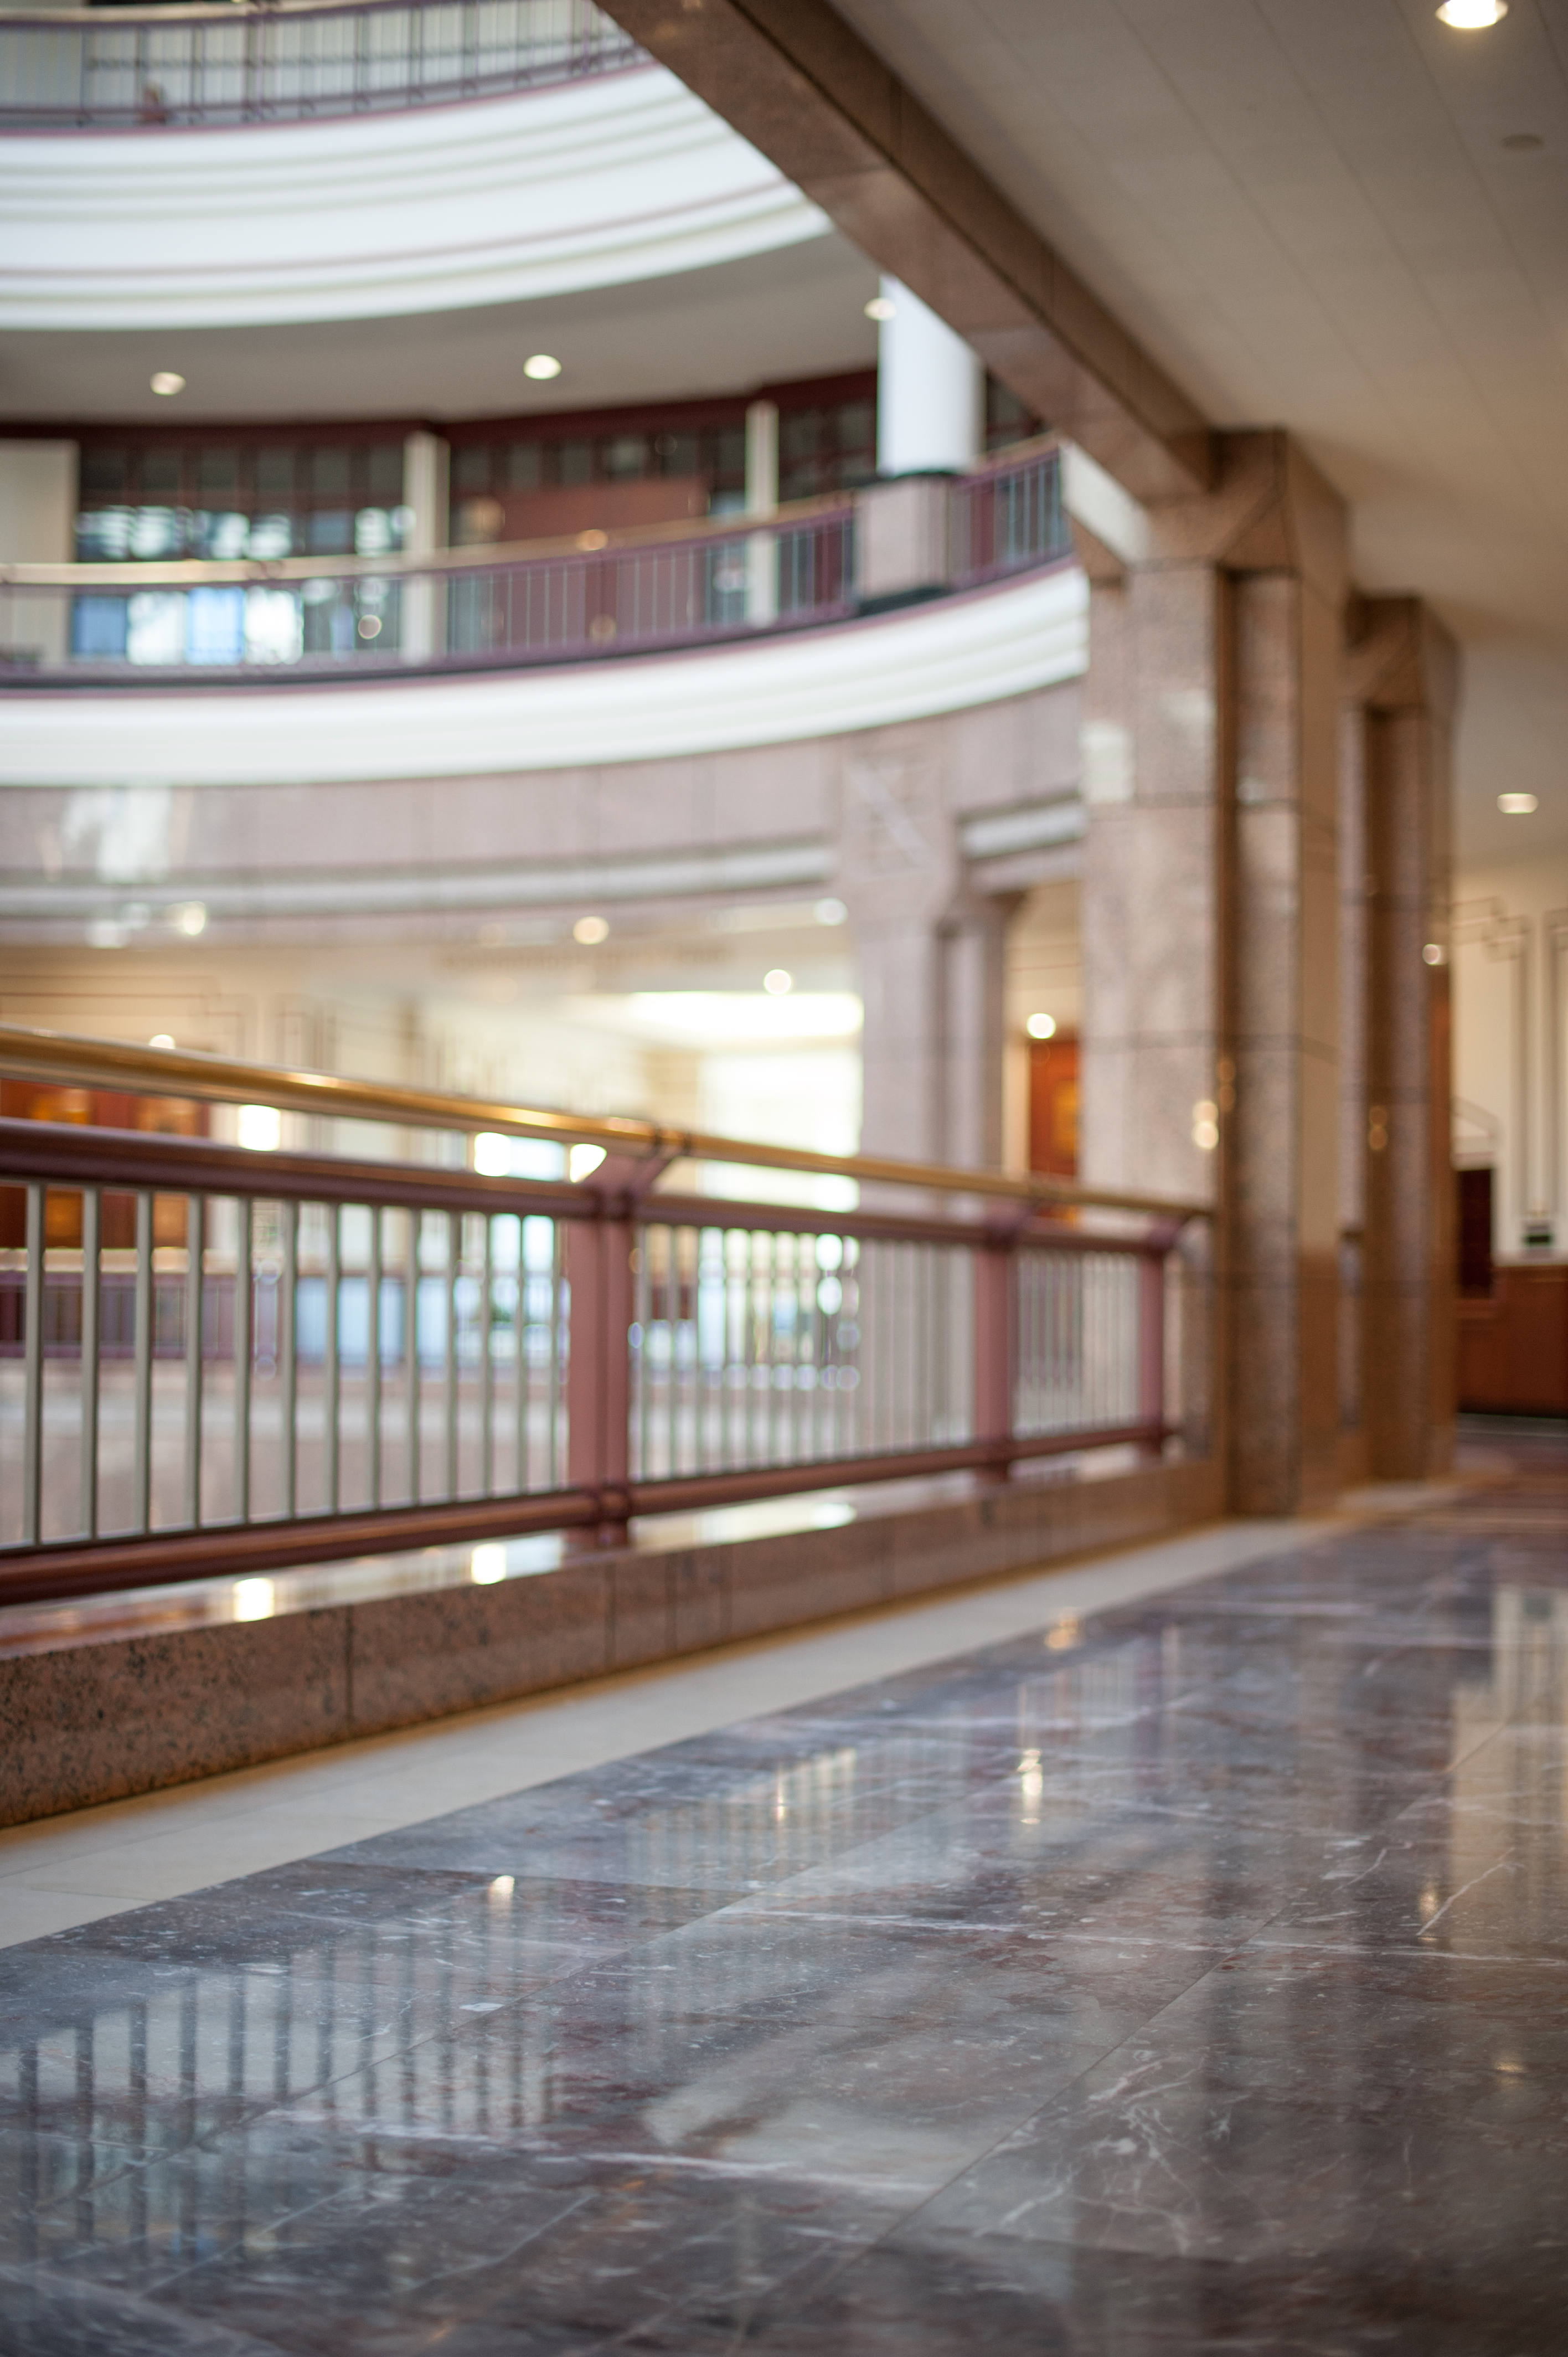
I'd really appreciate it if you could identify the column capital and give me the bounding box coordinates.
[1345,593,1459,722]
[1131,430,1348,600]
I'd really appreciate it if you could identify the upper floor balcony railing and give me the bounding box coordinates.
[0,0,641,132]
[0,441,1069,686]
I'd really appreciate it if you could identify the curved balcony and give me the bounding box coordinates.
[0,30,831,336]
[0,442,1067,695]
[0,0,639,132]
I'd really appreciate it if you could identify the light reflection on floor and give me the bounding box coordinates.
[1,1434,1566,2351]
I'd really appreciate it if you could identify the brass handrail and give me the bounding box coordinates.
[0,1020,1208,1224]
[0,493,856,594]
[0,441,1059,593]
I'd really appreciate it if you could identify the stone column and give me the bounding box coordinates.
[858,279,982,615]
[1346,598,1458,1479]
[875,277,982,476]
[401,429,448,661]
[0,439,75,667]
[837,734,1002,1167]
[1078,431,1348,1514]
[744,398,778,626]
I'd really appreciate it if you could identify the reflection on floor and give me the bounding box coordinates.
[1,1434,1566,2351]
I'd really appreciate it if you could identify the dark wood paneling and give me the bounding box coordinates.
[1458,1266,1568,1416]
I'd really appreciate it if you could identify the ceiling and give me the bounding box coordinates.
[832,0,1568,864]
[0,233,878,428]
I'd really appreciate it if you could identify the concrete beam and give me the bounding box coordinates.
[598,0,1214,503]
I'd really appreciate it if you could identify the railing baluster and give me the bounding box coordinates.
[132,1191,153,1536]
[479,1210,494,1496]
[80,1187,100,1540]
[445,1209,460,1500]
[367,1203,383,1509]
[21,1182,44,1546]
[281,1198,298,1519]
[325,1201,341,1514]
[183,1193,204,1529]
[234,1198,252,1522]
[406,1210,421,1504]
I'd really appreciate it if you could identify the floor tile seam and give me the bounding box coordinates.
[1242,1932,1568,1968]
[795,1907,1292,2270]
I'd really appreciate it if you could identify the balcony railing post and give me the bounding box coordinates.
[565,1200,632,1538]
[973,1231,1014,1476]
[1139,1243,1167,1455]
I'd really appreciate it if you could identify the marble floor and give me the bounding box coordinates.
[0,1435,1564,2352]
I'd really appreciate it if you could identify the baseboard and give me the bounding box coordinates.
[0,1457,1220,1828]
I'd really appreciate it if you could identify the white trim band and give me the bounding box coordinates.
[1,566,1089,790]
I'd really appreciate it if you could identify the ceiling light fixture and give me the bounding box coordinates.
[764,968,793,995]
[149,371,185,397]
[523,353,562,380]
[1025,1012,1057,1039]
[864,296,896,321]
[1437,1,1507,25]
[149,1033,176,1049]
[1499,791,1538,814]
[573,914,609,944]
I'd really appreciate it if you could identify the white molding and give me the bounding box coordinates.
[0,565,1089,790]
[0,70,827,330]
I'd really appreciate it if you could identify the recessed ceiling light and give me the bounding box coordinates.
[764,969,793,995]
[864,296,896,321]
[149,371,185,397]
[1025,1012,1057,1039]
[1437,1,1507,25]
[573,914,609,944]
[1498,791,1538,814]
[523,353,561,380]
[149,1032,176,1048]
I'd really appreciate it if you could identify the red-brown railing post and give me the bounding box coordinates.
[565,1197,633,1538]
[973,1232,1015,1476]
[1139,1243,1167,1454]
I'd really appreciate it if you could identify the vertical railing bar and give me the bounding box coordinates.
[406,1210,421,1505]
[132,1190,153,1537]
[234,1198,251,1522]
[183,1193,205,1529]
[21,1183,45,1547]
[516,1215,531,1493]
[445,1209,460,1500]
[281,1198,298,1520]
[480,1211,494,1497]
[324,1201,341,1515]
[80,1187,101,1541]
[367,1203,382,1509]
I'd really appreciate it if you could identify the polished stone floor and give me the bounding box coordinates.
[2,1437,1566,2353]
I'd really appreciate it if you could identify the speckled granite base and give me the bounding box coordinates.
[0,1441,1564,2353]
[0,1459,1218,1826]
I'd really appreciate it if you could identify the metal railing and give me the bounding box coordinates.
[0,500,858,681]
[0,1023,1208,1605]
[0,0,642,132]
[954,442,1066,588]
[0,446,1067,686]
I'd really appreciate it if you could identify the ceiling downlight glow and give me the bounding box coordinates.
[864,296,896,321]
[1436,0,1507,24]
[149,370,185,396]
[1025,1012,1057,1040]
[1499,792,1538,814]
[523,353,562,380]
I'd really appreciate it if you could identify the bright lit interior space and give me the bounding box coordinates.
[2,0,1567,2345]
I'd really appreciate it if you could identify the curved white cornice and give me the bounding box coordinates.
[0,566,1088,790]
[0,69,827,330]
